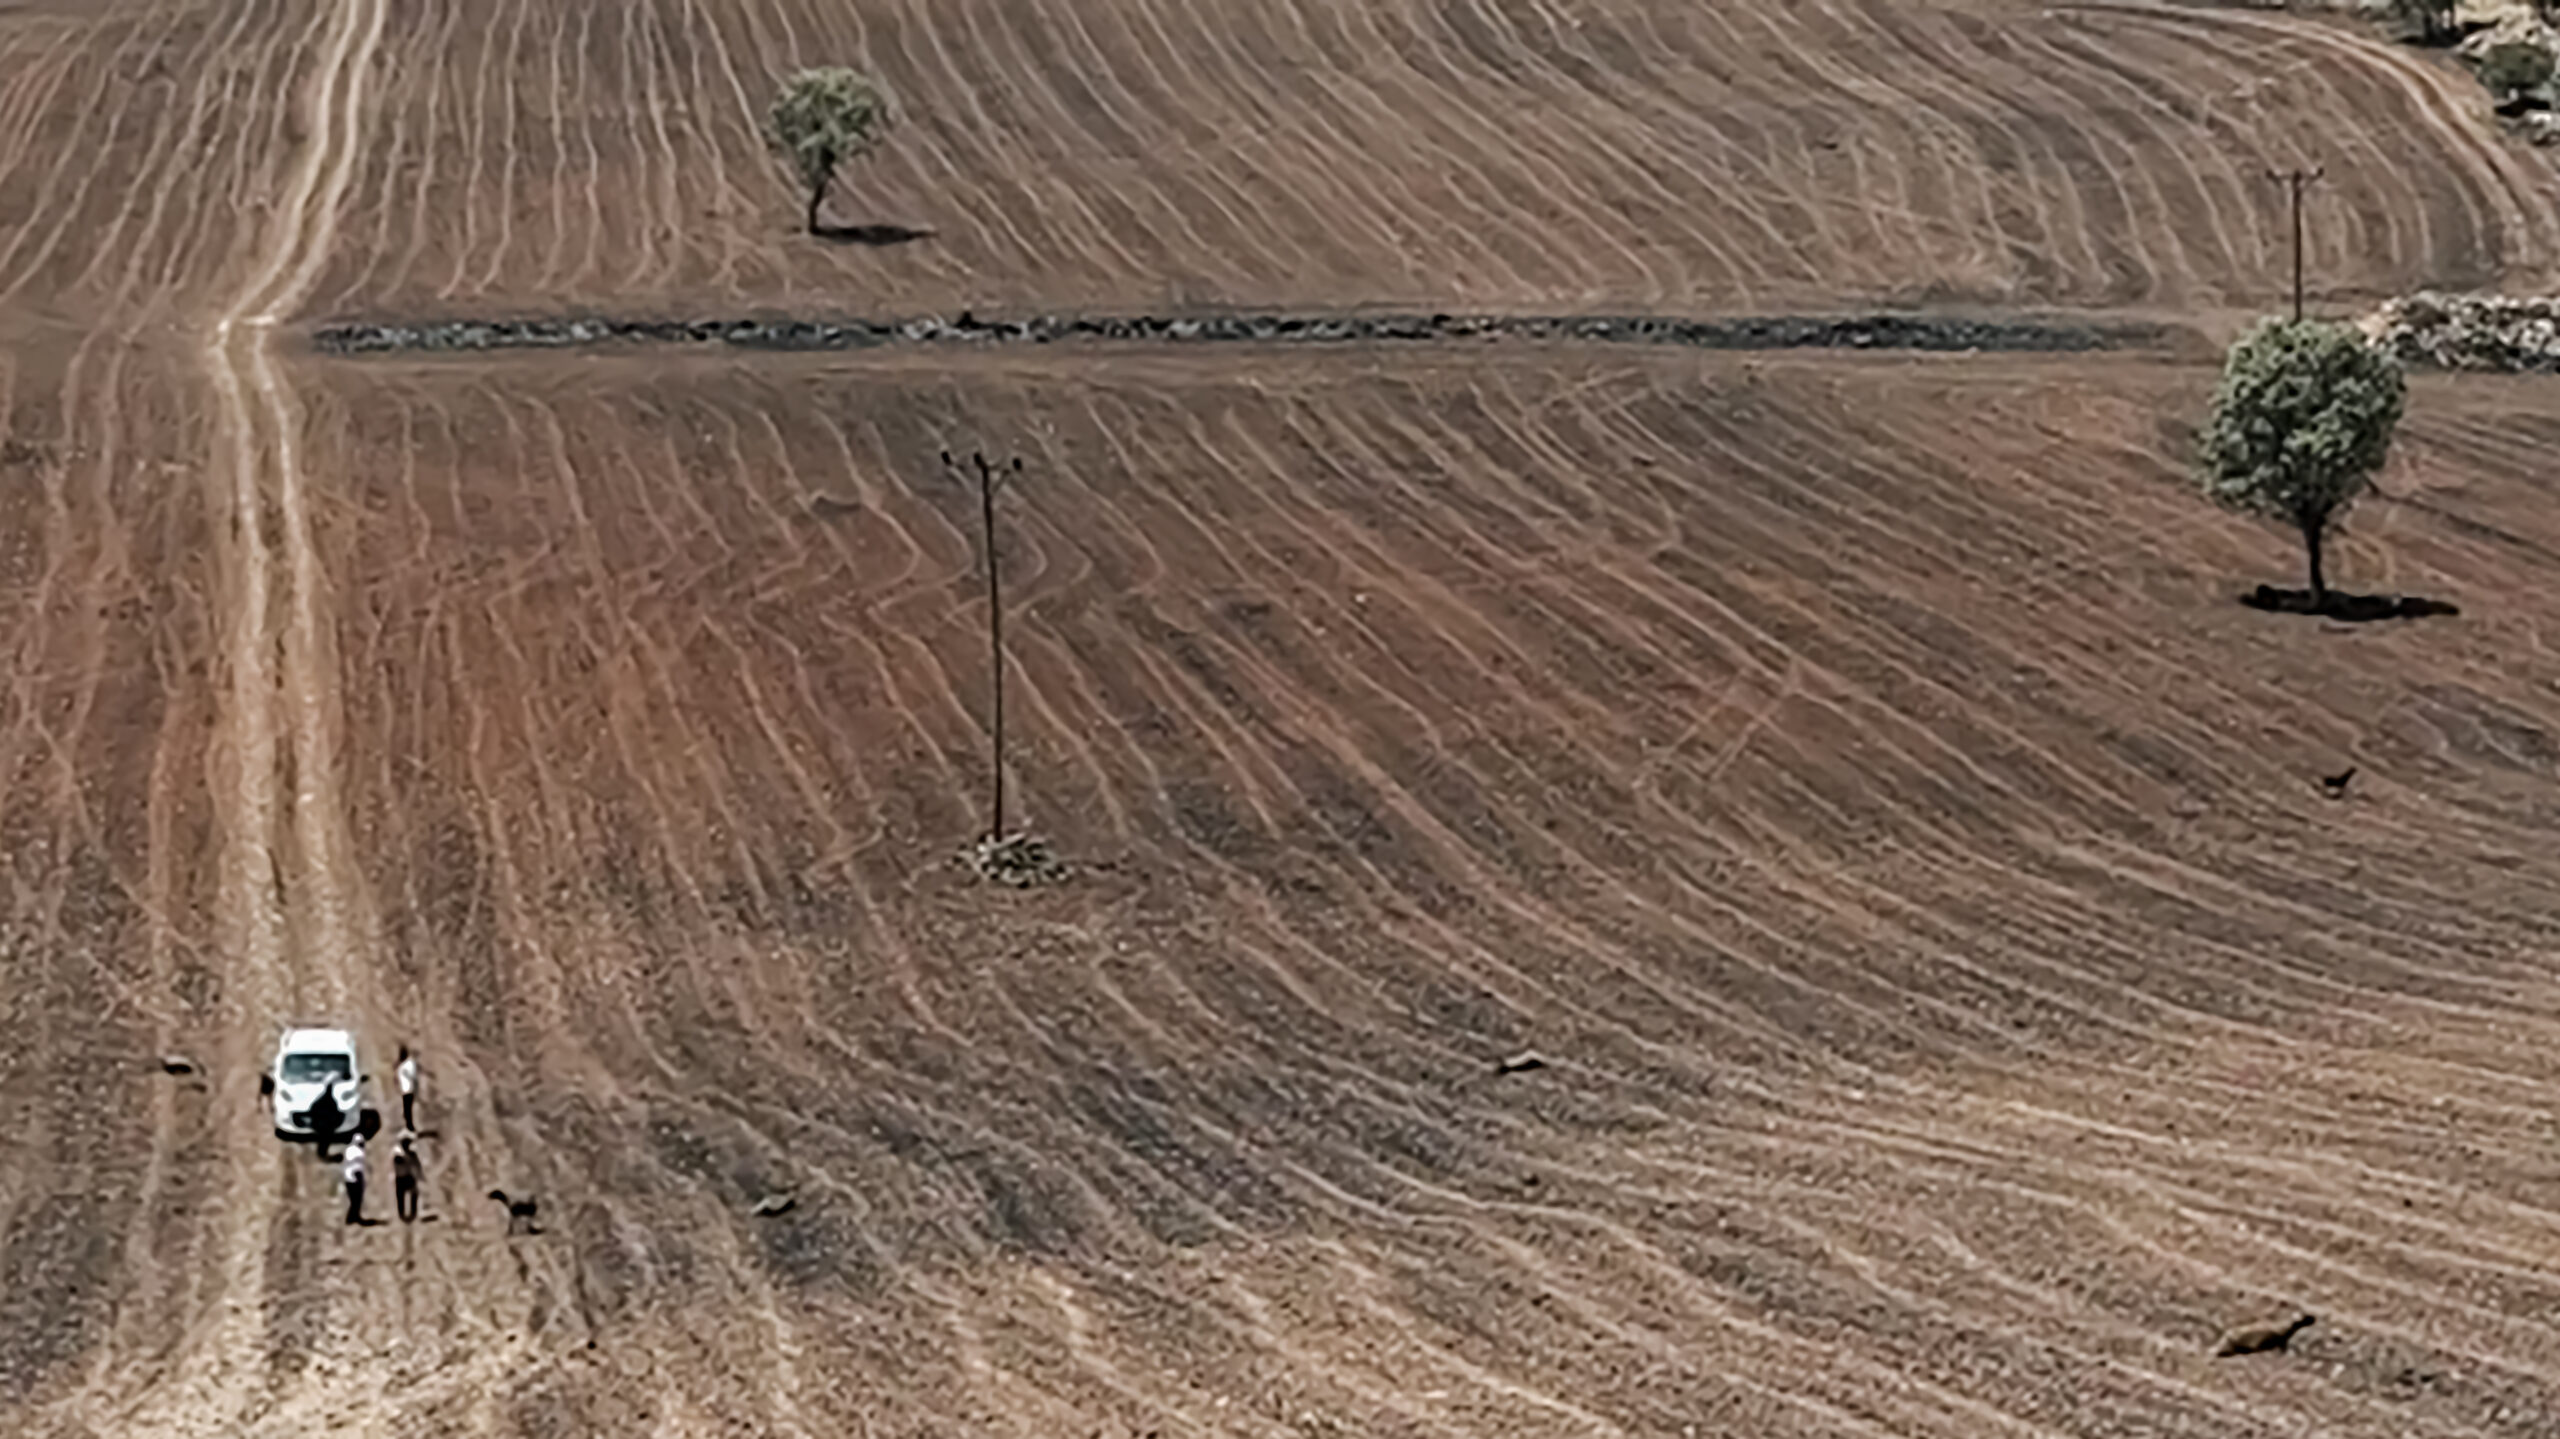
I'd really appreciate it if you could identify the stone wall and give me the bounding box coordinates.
[310,310,2158,357]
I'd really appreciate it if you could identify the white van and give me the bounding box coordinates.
[268,1027,362,1139]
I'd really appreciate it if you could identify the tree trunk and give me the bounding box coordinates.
[805,172,830,235]
[2301,514,2328,609]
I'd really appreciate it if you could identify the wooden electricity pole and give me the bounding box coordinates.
[2269,165,2322,321]
[942,447,1023,842]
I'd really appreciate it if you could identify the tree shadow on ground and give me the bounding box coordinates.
[813,222,934,247]
[2241,585,2461,622]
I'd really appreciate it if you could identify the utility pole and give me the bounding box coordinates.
[2269,165,2322,321]
[942,447,1023,842]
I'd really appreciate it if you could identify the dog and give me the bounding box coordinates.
[2215,1313,2315,1357]
[487,1188,540,1235]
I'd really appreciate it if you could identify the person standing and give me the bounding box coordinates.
[393,1132,422,1223]
[305,1085,343,1152]
[305,1084,343,1159]
[396,1046,419,1132]
[342,1133,368,1226]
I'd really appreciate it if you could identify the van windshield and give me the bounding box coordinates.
[280,1052,351,1084]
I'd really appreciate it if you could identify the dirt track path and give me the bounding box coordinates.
[91,1,430,1432]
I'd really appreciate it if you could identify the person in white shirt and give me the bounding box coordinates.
[396,1046,419,1131]
[342,1134,368,1226]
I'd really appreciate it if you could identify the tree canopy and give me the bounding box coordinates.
[2197,318,2405,604]
[767,68,893,235]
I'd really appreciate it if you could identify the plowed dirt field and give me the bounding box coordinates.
[5,2,2560,1437]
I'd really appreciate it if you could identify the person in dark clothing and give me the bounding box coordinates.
[305,1086,343,1158]
[393,1132,421,1223]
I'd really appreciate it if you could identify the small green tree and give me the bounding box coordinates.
[2392,0,2458,43]
[2480,40,2554,105]
[2197,318,2406,607]
[767,68,893,236]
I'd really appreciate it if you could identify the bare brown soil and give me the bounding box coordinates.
[5,2,2560,1437]
[293,0,2560,320]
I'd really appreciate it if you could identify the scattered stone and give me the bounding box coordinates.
[2365,290,2560,372]
[2454,7,2559,65]
[1495,1051,1547,1075]
[968,831,1070,888]
[751,1192,797,1218]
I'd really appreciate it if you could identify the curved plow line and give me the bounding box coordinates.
[1999,25,2205,301]
[1363,0,1665,295]
[465,0,538,298]
[1422,0,1753,295]
[529,3,576,296]
[2085,0,2560,278]
[1188,409,1868,1065]
[85,0,266,311]
[562,3,609,295]
[1213,386,2037,1060]
[619,1,685,295]
[962,0,1172,286]
[0,8,175,306]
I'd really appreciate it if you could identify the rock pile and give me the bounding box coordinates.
[312,309,2153,357]
[967,832,1069,888]
[2364,291,2560,372]
[2455,4,2558,64]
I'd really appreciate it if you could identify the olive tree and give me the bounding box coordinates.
[2480,40,2554,106]
[2197,318,2405,606]
[767,68,893,236]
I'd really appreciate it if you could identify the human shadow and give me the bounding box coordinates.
[812,222,934,247]
[2241,585,2461,622]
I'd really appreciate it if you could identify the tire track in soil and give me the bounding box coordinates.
[93,0,425,1432]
